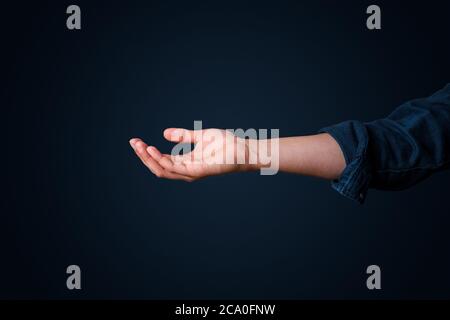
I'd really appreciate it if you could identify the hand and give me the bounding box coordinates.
[129,128,257,182]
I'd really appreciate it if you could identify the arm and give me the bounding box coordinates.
[129,131,346,182]
[254,134,346,179]
[130,83,450,203]
[318,83,450,202]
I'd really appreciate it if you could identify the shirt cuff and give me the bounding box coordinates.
[319,120,372,204]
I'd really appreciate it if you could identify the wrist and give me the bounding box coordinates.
[242,138,261,172]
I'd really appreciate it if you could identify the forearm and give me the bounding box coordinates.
[249,133,346,179]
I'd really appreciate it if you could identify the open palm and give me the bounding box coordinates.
[130,128,252,182]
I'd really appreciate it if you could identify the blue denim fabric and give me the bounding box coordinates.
[320,84,450,203]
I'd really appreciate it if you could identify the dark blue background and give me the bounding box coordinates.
[2,0,450,299]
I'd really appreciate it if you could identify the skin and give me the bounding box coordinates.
[129,128,346,182]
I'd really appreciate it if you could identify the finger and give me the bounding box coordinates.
[147,146,172,167]
[146,146,195,181]
[163,128,202,144]
[146,141,193,163]
[130,139,194,181]
[129,138,141,147]
[129,138,144,157]
[132,140,166,177]
[148,146,177,171]
[146,145,163,161]
[158,169,194,182]
[147,146,191,176]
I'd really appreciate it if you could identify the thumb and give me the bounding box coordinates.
[163,128,202,143]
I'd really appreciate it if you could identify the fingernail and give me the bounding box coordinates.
[129,139,136,149]
[134,141,143,151]
[172,129,181,136]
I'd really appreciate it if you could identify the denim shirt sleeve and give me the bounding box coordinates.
[319,83,450,204]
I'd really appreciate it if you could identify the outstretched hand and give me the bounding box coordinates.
[130,128,345,182]
[129,128,257,181]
